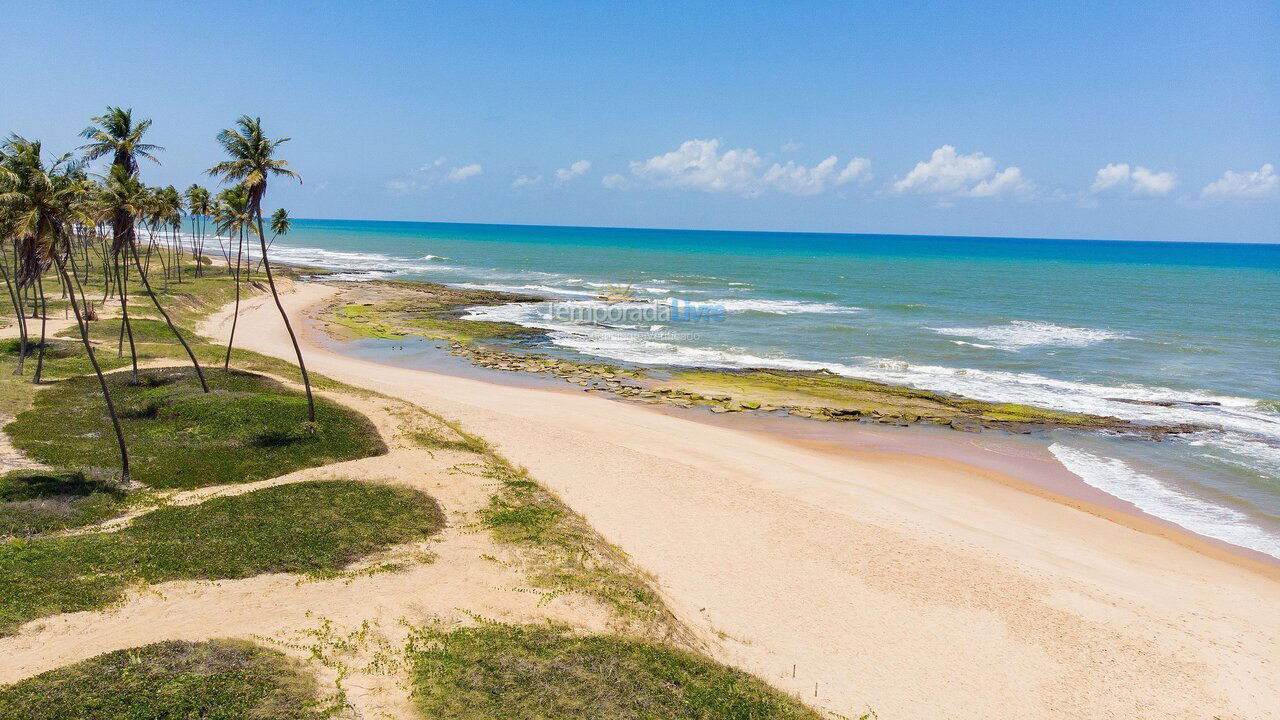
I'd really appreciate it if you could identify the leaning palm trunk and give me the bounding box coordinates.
[224,228,244,370]
[0,253,28,375]
[54,252,129,483]
[115,252,139,382]
[128,241,209,392]
[253,210,314,423]
[32,274,48,383]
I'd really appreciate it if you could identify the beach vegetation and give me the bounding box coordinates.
[0,639,326,720]
[477,449,672,630]
[5,367,385,490]
[407,622,823,720]
[0,479,444,635]
[212,183,251,368]
[0,470,129,538]
[82,107,210,392]
[0,135,133,481]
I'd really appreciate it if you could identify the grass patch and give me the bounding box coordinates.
[57,317,209,345]
[0,638,324,720]
[409,425,489,454]
[0,338,132,382]
[318,281,546,345]
[6,367,386,489]
[408,623,822,720]
[0,471,129,538]
[0,479,444,635]
[477,453,669,629]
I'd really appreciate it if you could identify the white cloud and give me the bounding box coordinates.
[760,155,839,196]
[968,167,1028,198]
[1201,163,1277,199]
[601,173,629,190]
[387,158,483,194]
[554,160,592,184]
[834,157,872,186]
[511,174,542,190]
[892,145,1029,199]
[781,139,803,152]
[624,139,871,197]
[448,163,483,182]
[1089,162,1177,196]
[1090,163,1131,193]
[630,139,763,195]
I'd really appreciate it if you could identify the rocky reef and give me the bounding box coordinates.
[316,280,1200,438]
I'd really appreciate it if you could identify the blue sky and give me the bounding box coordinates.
[2,1,1277,242]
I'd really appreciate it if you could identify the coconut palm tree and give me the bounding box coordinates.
[185,184,211,275]
[98,168,208,392]
[208,116,313,423]
[78,107,202,386]
[0,149,30,375]
[79,107,161,177]
[213,185,249,369]
[0,136,130,481]
[255,207,291,273]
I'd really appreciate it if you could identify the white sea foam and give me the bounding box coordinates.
[928,320,1132,351]
[1187,432,1280,478]
[259,243,460,275]
[1049,444,1280,558]
[450,283,597,297]
[710,299,862,315]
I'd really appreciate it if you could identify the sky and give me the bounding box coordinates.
[1,1,1277,243]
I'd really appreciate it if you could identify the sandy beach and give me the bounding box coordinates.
[194,280,1280,719]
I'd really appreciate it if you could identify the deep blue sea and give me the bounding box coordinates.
[225,219,1280,558]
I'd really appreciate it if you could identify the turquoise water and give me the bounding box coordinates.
[229,219,1280,557]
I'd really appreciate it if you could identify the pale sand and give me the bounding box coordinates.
[177,280,1276,719]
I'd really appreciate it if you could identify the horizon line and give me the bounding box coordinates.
[287,216,1280,248]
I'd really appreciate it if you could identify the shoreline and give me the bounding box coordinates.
[199,278,1280,717]
[333,305,1280,575]
[304,275,1279,569]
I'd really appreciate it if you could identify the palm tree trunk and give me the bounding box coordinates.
[115,252,139,383]
[129,241,209,393]
[55,254,129,484]
[254,210,314,423]
[0,251,29,375]
[32,274,47,384]
[224,228,244,370]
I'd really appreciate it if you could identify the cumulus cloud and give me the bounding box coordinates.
[448,163,482,182]
[554,160,592,184]
[1200,163,1277,199]
[630,139,764,195]
[1089,162,1176,196]
[892,145,1030,199]
[622,139,871,197]
[760,156,839,196]
[386,157,483,194]
[601,173,630,190]
[968,167,1028,198]
[834,157,872,186]
[511,174,542,190]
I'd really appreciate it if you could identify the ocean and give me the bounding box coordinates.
[237,218,1280,558]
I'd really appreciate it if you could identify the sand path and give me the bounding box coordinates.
[193,280,1280,719]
